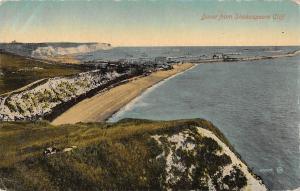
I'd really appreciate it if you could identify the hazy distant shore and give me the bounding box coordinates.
[191,49,300,64]
[51,63,194,125]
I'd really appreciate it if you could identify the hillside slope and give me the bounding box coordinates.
[0,70,126,121]
[0,42,111,58]
[0,119,267,191]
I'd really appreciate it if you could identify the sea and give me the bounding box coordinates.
[77,46,299,61]
[102,46,300,190]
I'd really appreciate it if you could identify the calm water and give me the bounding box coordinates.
[78,46,300,61]
[110,55,300,190]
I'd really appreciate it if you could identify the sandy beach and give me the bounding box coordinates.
[51,63,194,125]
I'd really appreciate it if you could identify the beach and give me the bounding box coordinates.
[51,63,194,125]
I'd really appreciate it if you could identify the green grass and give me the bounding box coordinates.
[0,53,86,94]
[0,118,246,190]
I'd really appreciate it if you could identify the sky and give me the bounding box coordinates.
[0,0,299,46]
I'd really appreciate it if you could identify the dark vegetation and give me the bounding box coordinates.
[0,119,251,190]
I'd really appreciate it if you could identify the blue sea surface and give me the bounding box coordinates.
[78,46,299,61]
[109,53,300,190]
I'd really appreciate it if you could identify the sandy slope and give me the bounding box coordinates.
[52,63,194,125]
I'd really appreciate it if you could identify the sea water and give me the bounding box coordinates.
[109,54,300,190]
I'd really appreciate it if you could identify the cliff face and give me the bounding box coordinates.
[152,127,266,191]
[0,70,125,121]
[0,119,267,191]
[31,43,112,59]
[0,42,111,58]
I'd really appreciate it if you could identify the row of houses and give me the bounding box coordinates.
[83,56,174,76]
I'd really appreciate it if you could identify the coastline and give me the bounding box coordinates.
[108,64,197,122]
[190,49,300,64]
[51,63,195,125]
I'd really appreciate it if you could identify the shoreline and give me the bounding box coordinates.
[51,63,195,125]
[107,64,197,122]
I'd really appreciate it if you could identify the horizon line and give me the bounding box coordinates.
[0,41,299,47]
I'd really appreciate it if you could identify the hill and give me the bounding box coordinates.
[0,53,85,95]
[0,119,267,190]
[0,42,111,58]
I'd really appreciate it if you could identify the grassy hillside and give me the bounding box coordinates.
[0,53,86,95]
[0,119,264,190]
